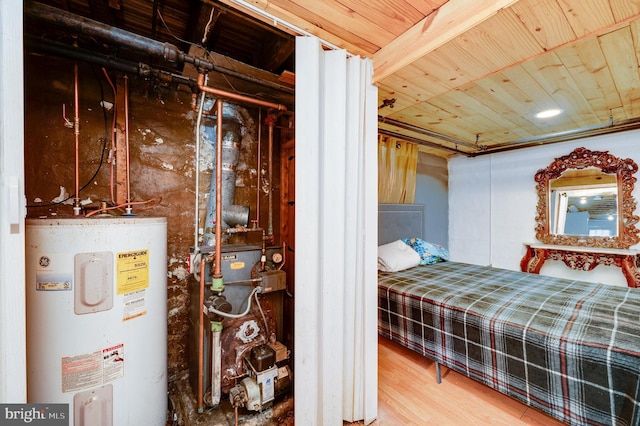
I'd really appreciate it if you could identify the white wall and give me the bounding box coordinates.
[449,130,640,287]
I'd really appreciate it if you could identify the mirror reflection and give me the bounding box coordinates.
[549,168,618,237]
[550,188,618,236]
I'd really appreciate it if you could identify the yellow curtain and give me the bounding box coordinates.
[378,135,418,203]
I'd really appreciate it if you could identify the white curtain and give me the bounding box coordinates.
[294,36,378,425]
[0,0,27,402]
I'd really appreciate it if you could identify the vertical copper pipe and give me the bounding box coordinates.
[124,75,132,213]
[214,100,223,278]
[102,68,117,204]
[256,108,262,226]
[73,62,81,215]
[267,117,274,238]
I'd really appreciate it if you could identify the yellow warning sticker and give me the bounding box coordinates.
[230,261,245,270]
[116,249,149,295]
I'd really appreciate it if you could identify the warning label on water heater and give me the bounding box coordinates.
[61,351,102,393]
[123,289,147,322]
[116,249,149,295]
[61,344,125,393]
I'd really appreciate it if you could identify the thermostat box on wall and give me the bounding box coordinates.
[257,269,286,293]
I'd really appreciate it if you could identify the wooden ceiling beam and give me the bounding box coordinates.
[260,35,294,73]
[371,0,519,83]
[217,0,369,56]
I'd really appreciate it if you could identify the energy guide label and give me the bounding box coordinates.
[116,249,149,295]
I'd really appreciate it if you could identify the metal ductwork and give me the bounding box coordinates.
[201,104,250,246]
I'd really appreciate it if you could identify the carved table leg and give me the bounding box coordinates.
[620,255,640,288]
[520,246,534,272]
[521,246,547,274]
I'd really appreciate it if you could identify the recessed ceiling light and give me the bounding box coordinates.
[536,109,563,119]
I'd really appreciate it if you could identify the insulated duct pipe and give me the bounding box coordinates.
[25,35,198,91]
[25,1,214,71]
[201,105,250,246]
[25,35,146,77]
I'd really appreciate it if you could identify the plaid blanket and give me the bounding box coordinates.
[378,261,640,426]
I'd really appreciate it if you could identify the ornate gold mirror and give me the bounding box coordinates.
[535,147,640,248]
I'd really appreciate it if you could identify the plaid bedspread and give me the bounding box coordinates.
[378,261,640,426]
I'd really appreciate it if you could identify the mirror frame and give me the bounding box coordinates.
[534,147,640,249]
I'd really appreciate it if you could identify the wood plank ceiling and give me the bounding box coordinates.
[24,0,640,157]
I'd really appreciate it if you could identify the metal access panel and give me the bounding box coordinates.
[218,245,263,309]
[73,384,113,426]
[74,252,113,314]
[219,244,263,282]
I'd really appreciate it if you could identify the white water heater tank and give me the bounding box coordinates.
[25,217,167,426]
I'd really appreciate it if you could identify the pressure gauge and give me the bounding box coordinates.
[272,252,283,263]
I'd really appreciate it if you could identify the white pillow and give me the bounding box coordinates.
[378,240,420,272]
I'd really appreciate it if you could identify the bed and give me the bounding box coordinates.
[377,204,640,426]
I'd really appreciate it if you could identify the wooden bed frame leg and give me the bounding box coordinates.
[435,362,441,384]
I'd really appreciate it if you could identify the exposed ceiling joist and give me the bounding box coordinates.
[372,0,520,82]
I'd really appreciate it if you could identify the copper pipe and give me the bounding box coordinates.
[102,68,117,204]
[267,116,274,239]
[197,255,207,411]
[214,100,223,278]
[196,73,287,112]
[256,108,262,226]
[261,228,267,271]
[73,62,81,215]
[278,241,286,271]
[124,75,132,213]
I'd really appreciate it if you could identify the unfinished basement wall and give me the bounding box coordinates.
[23,52,279,386]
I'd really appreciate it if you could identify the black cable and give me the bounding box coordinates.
[27,64,111,209]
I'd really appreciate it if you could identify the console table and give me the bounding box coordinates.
[520,243,640,288]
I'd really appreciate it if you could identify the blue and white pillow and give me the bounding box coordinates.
[402,238,449,265]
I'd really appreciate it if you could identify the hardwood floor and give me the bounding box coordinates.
[359,337,567,425]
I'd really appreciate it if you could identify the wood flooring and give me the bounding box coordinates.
[351,337,567,425]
